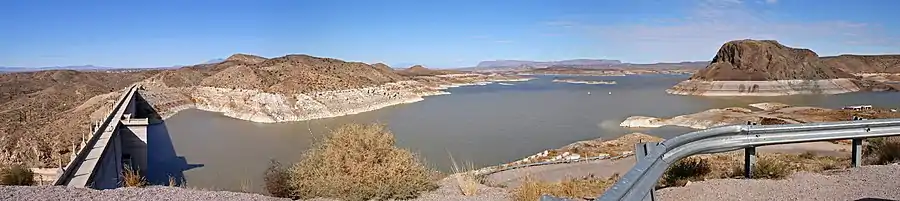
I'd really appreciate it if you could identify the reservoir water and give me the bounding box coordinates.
[159,75,900,192]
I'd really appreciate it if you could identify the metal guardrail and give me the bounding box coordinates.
[53,84,138,186]
[540,118,900,201]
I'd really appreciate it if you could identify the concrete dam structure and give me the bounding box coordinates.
[53,84,155,189]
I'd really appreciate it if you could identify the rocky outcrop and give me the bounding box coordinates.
[690,40,854,81]
[670,40,863,96]
[620,103,900,129]
[619,107,764,129]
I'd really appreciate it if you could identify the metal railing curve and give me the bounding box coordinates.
[541,118,900,201]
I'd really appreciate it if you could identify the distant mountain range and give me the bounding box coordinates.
[476,59,622,68]
[460,59,709,72]
[0,58,229,73]
[0,65,118,72]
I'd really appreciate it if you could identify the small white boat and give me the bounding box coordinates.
[608,91,612,95]
[587,92,592,95]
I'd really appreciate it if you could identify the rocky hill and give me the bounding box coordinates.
[668,39,898,96]
[821,54,900,74]
[0,53,526,167]
[689,40,855,81]
[140,54,525,122]
[0,70,158,167]
[396,65,465,76]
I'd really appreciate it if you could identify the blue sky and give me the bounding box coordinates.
[2,0,899,68]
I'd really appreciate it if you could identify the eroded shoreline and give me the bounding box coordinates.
[141,74,534,123]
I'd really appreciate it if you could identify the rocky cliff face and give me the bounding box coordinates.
[691,40,855,81]
[669,40,878,96]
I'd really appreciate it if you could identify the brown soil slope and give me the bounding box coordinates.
[0,53,415,166]
[0,70,158,166]
[822,54,900,74]
[690,40,855,81]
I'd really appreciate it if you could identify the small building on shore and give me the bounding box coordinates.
[843,105,873,111]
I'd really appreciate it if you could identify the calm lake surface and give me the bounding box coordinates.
[161,75,900,192]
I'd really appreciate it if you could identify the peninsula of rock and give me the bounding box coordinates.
[668,40,897,96]
[620,103,900,129]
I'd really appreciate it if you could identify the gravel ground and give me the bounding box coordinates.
[6,164,897,201]
[0,176,511,201]
[657,164,900,201]
[0,186,292,201]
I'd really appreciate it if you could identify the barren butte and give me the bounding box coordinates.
[668,39,871,96]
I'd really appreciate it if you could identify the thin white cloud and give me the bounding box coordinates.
[544,0,897,61]
[765,0,778,4]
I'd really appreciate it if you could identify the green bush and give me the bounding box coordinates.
[1,164,35,186]
[661,157,711,187]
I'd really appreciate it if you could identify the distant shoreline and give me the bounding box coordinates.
[551,79,616,85]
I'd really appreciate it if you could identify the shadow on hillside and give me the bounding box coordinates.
[136,91,203,186]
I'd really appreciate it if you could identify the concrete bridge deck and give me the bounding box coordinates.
[54,84,150,189]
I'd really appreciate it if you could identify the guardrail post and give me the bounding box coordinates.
[634,142,656,201]
[743,147,756,179]
[851,116,865,167]
[851,138,863,167]
[743,121,757,179]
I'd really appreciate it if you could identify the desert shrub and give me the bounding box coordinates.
[264,160,292,198]
[287,123,438,201]
[799,151,816,159]
[864,137,900,165]
[0,164,35,186]
[449,153,481,196]
[513,174,619,201]
[751,156,791,179]
[661,157,711,187]
[121,165,146,187]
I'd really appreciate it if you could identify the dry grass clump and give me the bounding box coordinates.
[865,136,900,165]
[0,164,35,186]
[721,153,847,179]
[748,156,791,179]
[513,174,619,201]
[284,123,438,201]
[121,165,146,187]
[660,157,712,187]
[449,153,482,196]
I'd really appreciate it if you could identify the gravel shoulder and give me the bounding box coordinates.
[657,164,900,201]
[0,186,291,201]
